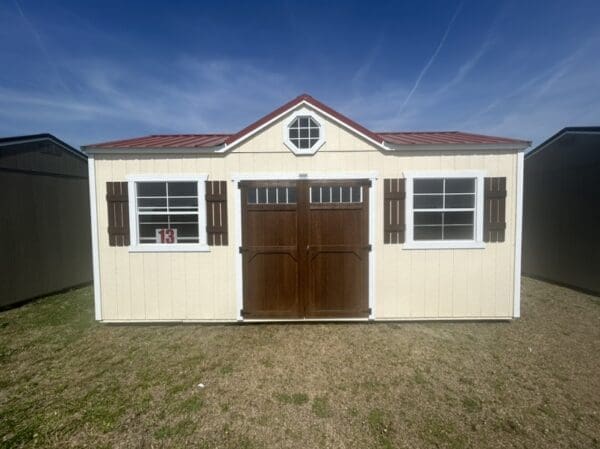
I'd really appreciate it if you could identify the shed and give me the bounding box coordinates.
[83,94,530,322]
[0,134,92,307]
[522,127,600,295]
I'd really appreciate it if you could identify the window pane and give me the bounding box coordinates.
[247,188,257,204]
[138,197,167,211]
[414,226,443,240]
[290,118,300,128]
[168,197,198,210]
[299,117,309,127]
[299,128,309,138]
[309,138,318,147]
[445,194,475,208]
[351,186,361,202]
[414,178,443,194]
[444,225,473,240]
[258,187,267,204]
[414,194,443,208]
[137,182,166,196]
[414,212,443,225]
[445,178,475,193]
[332,187,341,202]
[299,139,309,149]
[287,187,297,203]
[289,129,298,139]
[167,182,197,197]
[276,187,287,204]
[308,118,318,128]
[444,211,474,225]
[309,128,319,139]
[310,187,320,203]
[290,138,300,146]
[321,186,331,202]
[342,186,351,202]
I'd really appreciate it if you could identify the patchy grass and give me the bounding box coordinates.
[0,278,599,448]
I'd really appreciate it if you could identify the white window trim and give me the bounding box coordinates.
[126,174,210,253]
[282,107,326,155]
[403,170,485,250]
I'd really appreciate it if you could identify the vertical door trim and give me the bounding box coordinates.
[232,172,378,321]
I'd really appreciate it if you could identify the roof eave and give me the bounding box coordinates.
[384,142,530,152]
[82,145,226,155]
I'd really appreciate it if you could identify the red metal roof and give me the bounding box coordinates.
[84,94,529,150]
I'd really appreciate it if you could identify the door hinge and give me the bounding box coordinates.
[240,309,248,317]
[239,246,246,254]
[363,244,372,252]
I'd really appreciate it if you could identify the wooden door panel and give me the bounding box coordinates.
[243,250,299,318]
[307,250,368,317]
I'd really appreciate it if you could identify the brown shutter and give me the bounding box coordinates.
[205,180,228,246]
[383,178,406,244]
[106,182,130,247]
[484,177,507,243]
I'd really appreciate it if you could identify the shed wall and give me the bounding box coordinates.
[0,145,92,306]
[522,134,600,294]
[93,111,519,320]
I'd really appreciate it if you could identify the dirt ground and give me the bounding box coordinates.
[0,277,599,449]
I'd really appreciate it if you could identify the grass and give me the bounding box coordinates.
[0,278,599,448]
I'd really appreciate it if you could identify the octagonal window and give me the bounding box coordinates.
[289,116,320,150]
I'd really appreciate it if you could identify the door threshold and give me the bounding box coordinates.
[241,317,372,323]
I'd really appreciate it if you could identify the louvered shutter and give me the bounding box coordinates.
[383,178,406,244]
[483,177,507,242]
[205,180,228,246]
[106,181,130,246]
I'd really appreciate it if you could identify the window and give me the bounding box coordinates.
[283,108,326,154]
[247,186,297,204]
[310,185,362,203]
[289,116,320,150]
[128,175,209,252]
[405,172,484,249]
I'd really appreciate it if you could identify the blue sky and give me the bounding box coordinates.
[1,0,599,149]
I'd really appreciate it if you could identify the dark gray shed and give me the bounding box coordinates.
[0,134,92,307]
[522,127,600,295]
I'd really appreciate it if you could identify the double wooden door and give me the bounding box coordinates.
[240,179,370,319]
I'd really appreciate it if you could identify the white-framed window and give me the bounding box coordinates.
[404,171,485,250]
[282,107,326,155]
[127,174,209,252]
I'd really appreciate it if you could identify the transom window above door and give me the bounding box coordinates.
[283,108,326,154]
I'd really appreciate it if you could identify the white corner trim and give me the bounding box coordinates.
[282,107,326,155]
[368,178,376,320]
[87,155,102,320]
[126,173,209,252]
[232,171,378,321]
[234,181,243,321]
[513,150,525,318]
[403,170,486,250]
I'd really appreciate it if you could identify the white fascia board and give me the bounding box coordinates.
[219,100,389,153]
[385,142,530,152]
[83,146,225,155]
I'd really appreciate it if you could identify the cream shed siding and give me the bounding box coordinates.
[92,107,519,321]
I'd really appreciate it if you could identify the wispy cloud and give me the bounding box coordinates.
[399,1,463,112]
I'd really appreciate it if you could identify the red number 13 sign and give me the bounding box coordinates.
[156,228,177,244]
